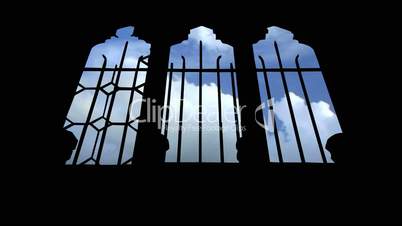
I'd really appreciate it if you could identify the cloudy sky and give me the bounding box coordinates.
[64,26,342,164]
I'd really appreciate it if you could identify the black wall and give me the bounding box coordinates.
[3,1,399,224]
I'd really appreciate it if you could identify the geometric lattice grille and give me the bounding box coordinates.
[65,37,149,165]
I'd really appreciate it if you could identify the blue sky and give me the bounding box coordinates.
[254,26,341,162]
[64,26,342,164]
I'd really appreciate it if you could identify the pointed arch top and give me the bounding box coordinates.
[253,26,319,69]
[85,26,151,68]
[169,26,235,69]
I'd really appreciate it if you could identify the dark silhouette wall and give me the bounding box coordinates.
[4,1,399,224]
[42,7,358,166]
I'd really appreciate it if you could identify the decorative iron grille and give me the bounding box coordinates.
[64,26,342,165]
[64,42,150,165]
[255,36,342,163]
[162,41,241,163]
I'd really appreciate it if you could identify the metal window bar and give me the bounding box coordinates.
[71,53,239,165]
[216,56,225,163]
[79,66,116,166]
[229,63,241,141]
[273,41,306,163]
[68,44,327,165]
[72,55,108,165]
[79,65,118,165]
[163,63,174,138]
[84,68,321,72]
[70,40,331,165]
[164,41,239,163]
[67,40,151,165]
[95,41,129,165]
[198,41,203,162]
[256,42,327,163]
[122,57,150,165]
[177,56,186,162]
[258,56,284,163]
[87,66,117,164]
[295,55,327,163]
[117,56,143,165]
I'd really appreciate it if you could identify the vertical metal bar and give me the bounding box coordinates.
[198,41,203,162]
[98,67,116,119]
[85,67,118,164]
[295,55,327,163]
[230,63,240,141]
[216,56,225,163]
[117,56,143,165]
[163,63,174,137]
[85,67,117,164]
[95,41,129,165]
[259,56,283,163]
[177,56,186,162]
[90,132,101,160]
[73,55,107,165]
[274,41,305,162]
[102,89,112,117]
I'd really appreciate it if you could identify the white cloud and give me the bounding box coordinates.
[189,26,230,52]
[169,26,234,69]
[66,77,341,164]
[85,26,150,68]
[66,90,94,122]
[164,74,238,163]
[254,26,319,68]
[164,74,342,163]
[65,27,150,165]
[262,92,342,163]
[65,26,341,165]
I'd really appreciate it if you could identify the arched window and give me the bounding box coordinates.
[63,25,342,165]
[162,26,240,163]
[64,26,150,165]
[253,26,342,163]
